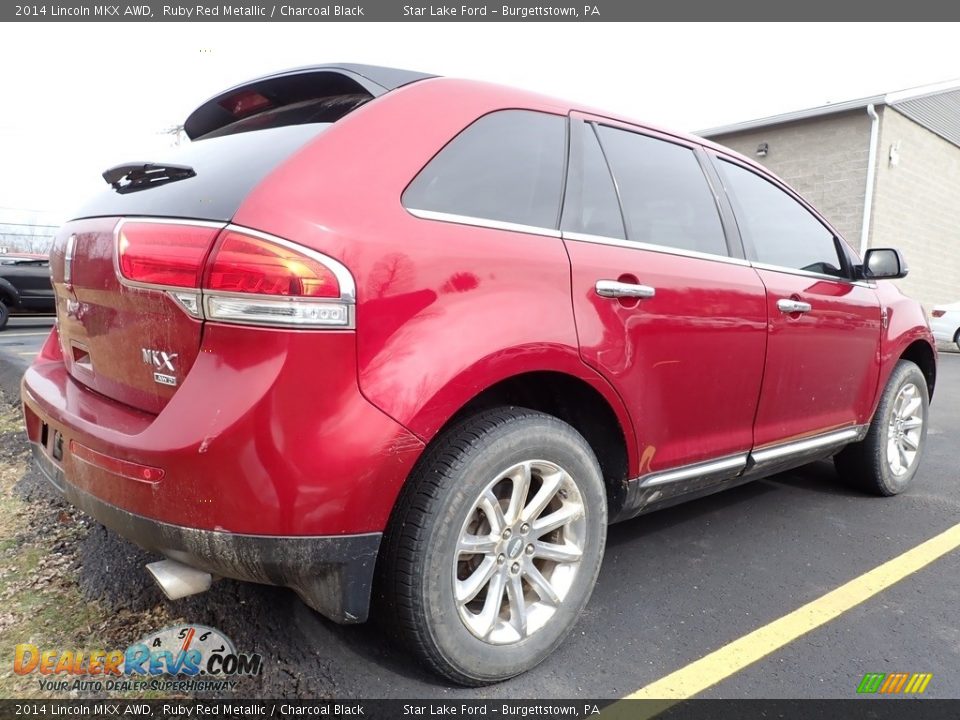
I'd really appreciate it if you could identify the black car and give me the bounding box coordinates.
[0,255,55,329]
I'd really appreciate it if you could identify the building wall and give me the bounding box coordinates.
[707,110,873,248]
[870,107,960,309]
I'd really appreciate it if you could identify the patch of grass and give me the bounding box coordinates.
[0,401,176,698]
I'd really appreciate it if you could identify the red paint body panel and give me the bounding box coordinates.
[49,217,210,415]
[751,270,882,446]
[22,325,423,535]
[20,74,936,548]
[565,240,768,472]
[874,280,938,403]
[233,78,639,469]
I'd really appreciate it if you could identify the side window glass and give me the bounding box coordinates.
[596,126,728,256]
[718,160,844,277]
[402,110,566,229]
[562,123,626,239]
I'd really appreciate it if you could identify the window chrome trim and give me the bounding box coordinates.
[749,261,857,284]
[562,231,752,267]
[638,453,748,488]
[628,425,868,490]
[405,208,562,239]
[63,234,77,285]
[750,426,866,464]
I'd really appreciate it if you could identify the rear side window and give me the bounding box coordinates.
[562,123,626,239]
[597,126,727,256]
[717,160,844,277]
[403,110,566,229]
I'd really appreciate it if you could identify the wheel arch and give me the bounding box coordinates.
[0,278,19,307]
[899,339,937,401]
[413,369,636,521]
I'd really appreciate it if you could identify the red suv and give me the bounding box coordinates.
[22,64,936,685]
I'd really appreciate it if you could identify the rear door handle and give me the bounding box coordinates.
[595,280,656,299]
[777,298,812,314]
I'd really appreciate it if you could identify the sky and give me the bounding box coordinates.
[1,22,958,225]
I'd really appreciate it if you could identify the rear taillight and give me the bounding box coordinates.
[114,220,354,329]
[118,221,220,288]
[204,231,340,298]
[204,229,349,327]
[931,310,945,318]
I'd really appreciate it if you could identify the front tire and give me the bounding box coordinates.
[834,360,929,495]
[0,301,8,330]
[378,407,607,685]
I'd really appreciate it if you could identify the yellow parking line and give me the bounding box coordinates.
[625,521,960,700]
[16,351,37,356]
[3,332,52,337]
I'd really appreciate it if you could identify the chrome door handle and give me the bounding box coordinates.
[777,298,812,314]
[595,280,656,299]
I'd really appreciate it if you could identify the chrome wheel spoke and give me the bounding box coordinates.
[901,417,923,430]
[476,571,507,638]
[887,440,901,473]
[902,396,922,419]
[456,556,497,604]
[507,573,528,637]
[524,563,560,606]
[897,443,910,469]
[901,433,920,450]
[478,490,507,535]
[533,503,582,537]
[458,534,498,556]
[505,462,532,525]
[534,540,583,563]
[520,469,564,524]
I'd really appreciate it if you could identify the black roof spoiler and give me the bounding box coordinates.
[183,63,435,140]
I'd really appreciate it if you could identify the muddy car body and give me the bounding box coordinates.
[22,64,936,684]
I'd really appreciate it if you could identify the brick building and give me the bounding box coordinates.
[699,82,960,309]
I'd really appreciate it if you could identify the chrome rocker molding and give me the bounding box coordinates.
[612,425,869,523]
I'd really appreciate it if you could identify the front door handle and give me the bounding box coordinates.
[777,298,812,314]
[595,280,656,299]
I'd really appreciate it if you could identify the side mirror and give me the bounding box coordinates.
[861,248,908,280]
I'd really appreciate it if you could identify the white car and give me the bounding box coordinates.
[931,302,960,349]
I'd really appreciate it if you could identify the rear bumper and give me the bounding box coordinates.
[32,443,380,623]
[20,325,424,536]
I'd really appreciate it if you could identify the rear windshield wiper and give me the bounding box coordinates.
[102,162,196,194]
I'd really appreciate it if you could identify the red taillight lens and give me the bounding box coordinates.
[931,310,945,318]
[203,230,340,298]
[118,222,220,288]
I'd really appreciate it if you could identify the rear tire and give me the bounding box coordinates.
[0,301,9,330]
[954,328,960,352]
[834,360,929,495]
[378,407,607,685]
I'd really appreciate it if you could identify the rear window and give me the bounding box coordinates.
[402,110,567,229]
[74,124,326,223]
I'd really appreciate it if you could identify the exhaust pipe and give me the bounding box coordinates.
[146,559,213,600]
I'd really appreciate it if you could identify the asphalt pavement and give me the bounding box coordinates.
[1,325,958,700]
[0,315,54,366]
